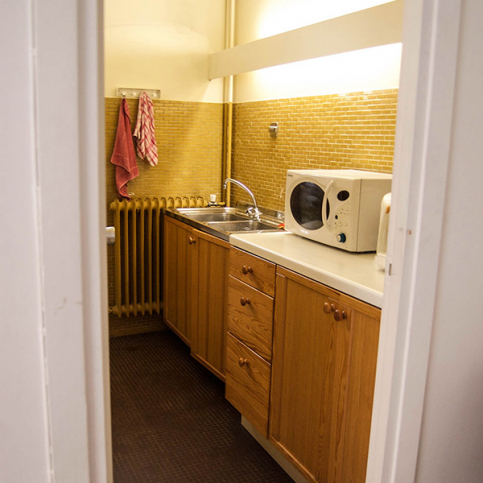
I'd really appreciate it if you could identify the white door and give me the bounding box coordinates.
[1,0,111,481]
[367,0,483,482]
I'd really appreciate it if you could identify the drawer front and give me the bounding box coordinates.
[225,333,271,438]
[229,247,276,296]
[227,275,273,362]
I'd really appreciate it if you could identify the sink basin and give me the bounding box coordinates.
[175,207,248,223]
[182,212,247,222]
[207,220,278,233]
[170,206,284,241]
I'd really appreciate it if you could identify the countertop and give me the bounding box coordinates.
[229,232,385,308]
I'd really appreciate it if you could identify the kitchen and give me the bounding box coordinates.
[2,0,483,482]
[104,0,400,336]
[105,1,398,480]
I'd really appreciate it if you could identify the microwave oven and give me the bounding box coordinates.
[285,169,392,252]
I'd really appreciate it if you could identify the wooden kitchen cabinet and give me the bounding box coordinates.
[269,266,381,483]
[165,218,380,481]
[228,246,276,296]
[227,276,274,362]
[225,247,276,437]
[163,215,197,345]
[163,215,229,381]
[190,229,230,380]
[225,333,271,436]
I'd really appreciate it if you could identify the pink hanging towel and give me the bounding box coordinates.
[110,99,139,199]
[133,92,158,166]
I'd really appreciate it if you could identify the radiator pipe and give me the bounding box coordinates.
[223,0,235,207]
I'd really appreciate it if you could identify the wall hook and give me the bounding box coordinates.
[269,122,278,138]
[117,87,161,99]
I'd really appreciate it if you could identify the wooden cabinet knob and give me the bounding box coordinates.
[334,310,347,321]
[188,236,196,245]
[242,265,253,275]
[323,302,332,314]
[238,358,248,366]
[240,297,251,306]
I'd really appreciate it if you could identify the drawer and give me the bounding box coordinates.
[225,333,271,438]
[229,247,276,296]
[227,275,273,362]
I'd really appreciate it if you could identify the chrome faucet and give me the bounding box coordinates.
[223,178,261,221]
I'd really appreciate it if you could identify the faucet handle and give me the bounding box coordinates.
[246,206,261,221]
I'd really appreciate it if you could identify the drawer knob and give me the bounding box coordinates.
[242,265,253,275]
[323,302,332,314]
[334,309,347,321]
[240,297,251,306]
[239,358,248,366]
[188,236,196,245]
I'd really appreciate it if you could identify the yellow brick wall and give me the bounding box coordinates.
[105,97,224,336]
[230,89,398,212]
[106,97,224,215]
[104,89,398,335]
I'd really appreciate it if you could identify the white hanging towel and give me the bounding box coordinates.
[133,92,158,166]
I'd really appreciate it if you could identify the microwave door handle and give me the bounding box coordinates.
[322,180,335,228]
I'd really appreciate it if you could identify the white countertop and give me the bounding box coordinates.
[229,232,385,308]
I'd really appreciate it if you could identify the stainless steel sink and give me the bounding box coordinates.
[169,207,283,241]
[179,212,247,222]
[175,207,248,222]
[206,220,278,233]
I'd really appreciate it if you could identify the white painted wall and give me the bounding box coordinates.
[104,0,226,102]
[235,0,393,43]
[234,0,401,102]
[415,0,483,480]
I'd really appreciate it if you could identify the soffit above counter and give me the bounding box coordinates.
[209,0,403,80]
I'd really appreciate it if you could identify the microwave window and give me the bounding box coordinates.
[290,182,329,230]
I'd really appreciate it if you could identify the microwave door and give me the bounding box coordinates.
[290,181,325,231]
[322,180,335,230]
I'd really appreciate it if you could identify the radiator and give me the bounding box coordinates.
[109,196,206,317]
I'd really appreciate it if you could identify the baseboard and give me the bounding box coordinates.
[241,416,309,483]
[109,315,166,338]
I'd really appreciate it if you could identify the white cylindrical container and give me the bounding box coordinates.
[374,193,391,270]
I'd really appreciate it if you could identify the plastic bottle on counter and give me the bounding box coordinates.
[374,193,391,271]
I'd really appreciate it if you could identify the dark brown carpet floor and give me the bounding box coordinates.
[110,330,294,483]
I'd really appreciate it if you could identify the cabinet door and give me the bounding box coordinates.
[339,294,381,483]
[270,267,380,483]
[191,229,229,380]
[270,268,350,483]
[225,333,271,438]
[163,216,198,345]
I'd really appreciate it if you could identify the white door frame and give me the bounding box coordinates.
[78,0,113,481]
[34,0,112,481]
[366,0,462,481]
